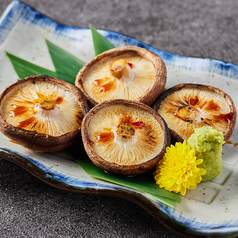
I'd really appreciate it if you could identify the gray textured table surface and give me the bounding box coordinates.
[0,0,237,237]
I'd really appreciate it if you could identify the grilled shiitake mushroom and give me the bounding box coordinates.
[153,83,236,142]
[81,99,170,176]
[75,46,167,106]
[0,75,89,152]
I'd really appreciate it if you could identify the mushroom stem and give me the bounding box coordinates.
[39,100,56,110]
[110,59,134,81]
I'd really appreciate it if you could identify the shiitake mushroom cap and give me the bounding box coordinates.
[0,75,89,152]
[153,83,237,142]
[81,99,170,176]
[75,46,167,106]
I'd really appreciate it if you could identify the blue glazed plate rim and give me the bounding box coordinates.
[1,1,238,237]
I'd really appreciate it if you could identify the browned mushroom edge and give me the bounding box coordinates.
[75,46,167,107]
[153,83,237,142]
[81,99,170,176]
[0,75,90,152]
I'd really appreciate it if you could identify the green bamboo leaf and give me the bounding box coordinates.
[6,52,75,84]
[89,24,115,56]
[76,158,181,207]
[73,140,181,208]
[45,39,85,78]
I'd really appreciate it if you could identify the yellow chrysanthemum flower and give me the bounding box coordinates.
[153,140,207,196]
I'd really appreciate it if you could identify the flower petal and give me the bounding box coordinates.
[154,141,206,196]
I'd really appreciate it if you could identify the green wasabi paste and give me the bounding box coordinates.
[187,126,225,182]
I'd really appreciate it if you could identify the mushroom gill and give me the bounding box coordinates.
[154,84,236,141]
[76,46,167,106]
[0,75,89,152]
[1,81,84,136]
[87,103,165,166]
[84,54,155,104]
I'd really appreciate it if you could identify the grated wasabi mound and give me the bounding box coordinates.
[187,126,225,182]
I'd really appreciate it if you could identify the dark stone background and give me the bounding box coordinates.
[1,0,238,237]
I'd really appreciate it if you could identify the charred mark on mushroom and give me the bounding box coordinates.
[190,96,199,106]
[17,116,37,128]
[95,132,114,142]
[173,96,234,127]
[120,116,145,128]
[201,100,220,111]
[99,81,115,93]
[55,96,63,104]
[214,112,235,122]
[93,79,103,87]
[117,116,145,140]
[9,105,29,117]
[131,121,145,128]
[94,116,145,143]
[117,122,135,139]
[128,63,134,69]
[93,78,115,93]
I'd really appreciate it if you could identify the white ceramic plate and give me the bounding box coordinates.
[1,1,238,237]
